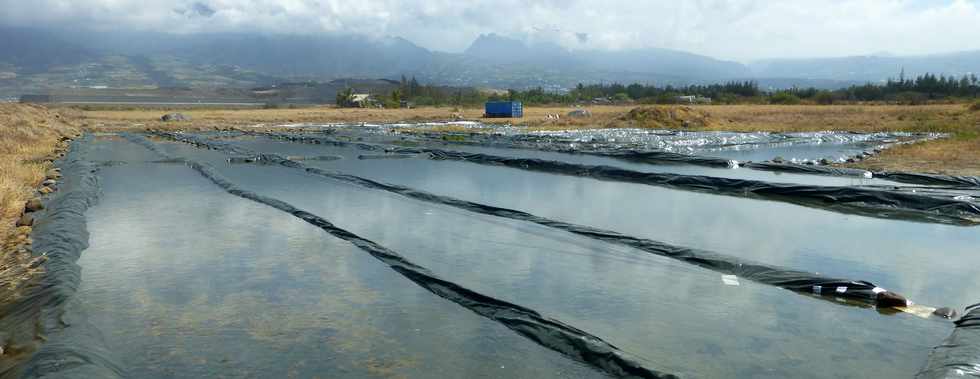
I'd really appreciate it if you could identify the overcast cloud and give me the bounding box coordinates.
[1,0,978,61]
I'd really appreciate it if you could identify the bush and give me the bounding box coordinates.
[814,91,836,105]
[970,100,980,112]
[891,91,927,105]
[769,92,801,105]
[612,93,631,103]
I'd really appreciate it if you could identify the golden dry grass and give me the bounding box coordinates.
[72,102,980,174]
[0,104,78,304]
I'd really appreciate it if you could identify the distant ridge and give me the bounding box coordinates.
[0,26,977,94]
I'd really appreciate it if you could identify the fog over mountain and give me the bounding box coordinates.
[1,0,979,93]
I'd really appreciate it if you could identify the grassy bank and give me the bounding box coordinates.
[69,102,980,174]
[0,104,78,304]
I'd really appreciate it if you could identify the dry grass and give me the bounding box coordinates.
[72,102,980,174]
[0,104,78,304]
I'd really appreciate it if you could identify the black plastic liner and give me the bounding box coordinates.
[588,150,980,188]
[390,131,980,188]
[125,133,675,379]
[917,304,980,378]
[0,136,124,379]
[249,132,980,226]
[591,150,739,169]
[151,131,919,310]
[743,161,873,177]
[875,172,980,188]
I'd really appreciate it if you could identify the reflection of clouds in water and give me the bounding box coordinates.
[80,144,607,379]
[80,163,420,377]
[356,158,980,308]
[82,136,963,377]
[225,163,946,378]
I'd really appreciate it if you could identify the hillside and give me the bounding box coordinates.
[2,27,978,95]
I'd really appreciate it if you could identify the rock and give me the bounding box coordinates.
[39,187,54,194]
[45,170,61,180]
[567,109,593,118]
[161,113,190,122]
[772,156,784,163]
[15,214,33,227]
[933,307,957,319]
[846,158,856,163]
[42,179,57,187]
[876,291,909,308]
[27,255,47,269]
[24,199,43,212]
[819,158,831,165]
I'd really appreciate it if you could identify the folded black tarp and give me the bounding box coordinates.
[917,303,980,378]
[876,172,980,188]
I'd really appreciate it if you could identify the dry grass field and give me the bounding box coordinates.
[0,104,79,302]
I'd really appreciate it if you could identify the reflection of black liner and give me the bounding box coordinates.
[152,131,919,311]
[357,154,416,160]
[255,132,980,226]
[917,304,980,378]
[125,133,674,379]
[2,136,125,379]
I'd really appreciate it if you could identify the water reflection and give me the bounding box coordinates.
[75,139,604,378]
[151,138,954,378]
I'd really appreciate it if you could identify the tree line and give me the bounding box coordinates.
[340,72,980,107]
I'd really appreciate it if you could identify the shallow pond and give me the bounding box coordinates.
[35,132,977,379]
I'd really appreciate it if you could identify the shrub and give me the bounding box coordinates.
[891,91,927,105]
[814,91,836,105]
[969,100,980,112]
[769,92,801,105]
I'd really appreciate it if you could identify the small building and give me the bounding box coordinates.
[351,94,372,107]
[484,101,523,118]
[676,95,712,104]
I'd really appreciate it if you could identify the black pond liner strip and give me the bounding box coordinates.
[151,131,917,311]
[916,304,980,378]
[122,133,675,379]
[0,135,125,379]
[250,131,980,226]
[395,131,980,187]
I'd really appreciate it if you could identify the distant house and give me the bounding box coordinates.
[351,94,372,107]
[675,95,712,104]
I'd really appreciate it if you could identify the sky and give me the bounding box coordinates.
[1,0,978,62]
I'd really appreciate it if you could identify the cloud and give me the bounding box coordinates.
[1,0,978,61]
[190,2,217,17]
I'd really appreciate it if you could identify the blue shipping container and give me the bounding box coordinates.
[484,101,523,118]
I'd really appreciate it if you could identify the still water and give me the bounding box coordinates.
[58,133,972,378]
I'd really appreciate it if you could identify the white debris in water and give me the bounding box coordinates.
[721,275,740,286]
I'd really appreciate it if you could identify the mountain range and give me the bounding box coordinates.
[1,27,977,96]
